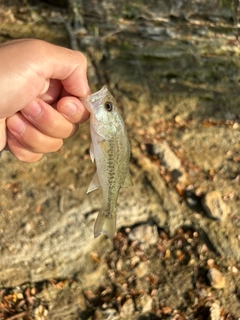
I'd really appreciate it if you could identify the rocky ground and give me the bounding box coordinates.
[0,0,240,319]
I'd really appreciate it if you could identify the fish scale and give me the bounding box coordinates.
[81,86,133,239]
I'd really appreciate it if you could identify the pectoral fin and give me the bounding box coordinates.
[87,172,100,193]
[90,143,95,162]
[122,171,133,187]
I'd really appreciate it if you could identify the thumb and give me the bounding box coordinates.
[0,119,7,151]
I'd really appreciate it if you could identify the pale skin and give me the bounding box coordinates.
[0,39,90,162]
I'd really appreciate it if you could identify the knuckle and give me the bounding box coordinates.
[52,139,63,152]
[74,50,87,66]
[17,153,43,163]
[36,138,63,153]
[8,138,43,162]
[21,133,63,153]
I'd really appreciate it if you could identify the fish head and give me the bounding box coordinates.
[82,86,123,139]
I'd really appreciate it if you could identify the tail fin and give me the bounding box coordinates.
[94,210,116,239]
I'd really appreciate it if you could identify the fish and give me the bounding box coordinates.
[81,86,132,239]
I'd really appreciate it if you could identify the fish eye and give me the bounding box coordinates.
[104,101,113,112]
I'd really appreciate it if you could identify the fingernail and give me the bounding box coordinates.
[8,115,26,135]
[23,100,42,118]
[60,102,77,116]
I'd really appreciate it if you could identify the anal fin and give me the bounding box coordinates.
[87,172,100,193]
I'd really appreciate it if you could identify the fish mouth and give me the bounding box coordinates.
[81,85,108,112]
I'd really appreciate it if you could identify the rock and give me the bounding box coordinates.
[128,224,158,249]
[134,262,149,278]
[185,190,202,208]
[150,142,187,183]
[136,294,153,313]
[151,142,181,172]
[210,302,224,320]
[139,26,171,41]
[202,190,228,220]
[101,308,117,318]
[120,298,135,316]
[207,268,225,289]
[34,304,48,320]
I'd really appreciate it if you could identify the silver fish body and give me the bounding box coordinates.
[82,86,132,239]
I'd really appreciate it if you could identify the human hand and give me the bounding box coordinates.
[0,39,90,162]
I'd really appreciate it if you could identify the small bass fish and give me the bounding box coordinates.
[82,86,132,239]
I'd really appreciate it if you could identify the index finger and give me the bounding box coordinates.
[33,40,91,98]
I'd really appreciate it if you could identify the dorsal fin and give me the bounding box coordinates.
[122,171,133,187]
